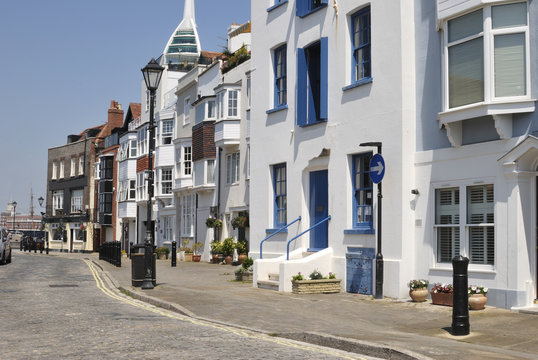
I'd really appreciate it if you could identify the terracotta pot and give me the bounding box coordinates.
[238,254,248,264]
[224,255,233,265]
[431,292,453,306]
[212,254,220,264]
[409,288,428,302]
[468,294,487,310]
[192,254,201,262]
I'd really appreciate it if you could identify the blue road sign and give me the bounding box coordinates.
[369,154,385,184]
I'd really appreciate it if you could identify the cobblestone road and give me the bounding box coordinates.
[0,252,375,359]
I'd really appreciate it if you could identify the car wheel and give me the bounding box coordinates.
[0,251,5,265]
[7,250,11,264]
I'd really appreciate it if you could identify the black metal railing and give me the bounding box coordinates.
[99,241,121,267]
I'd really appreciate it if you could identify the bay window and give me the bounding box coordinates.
[445,2,529,110]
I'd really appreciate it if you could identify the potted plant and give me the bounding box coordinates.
[235,240,248,264]
[407,279,429,302]
[205,217,222,229]
[181,246,193,262]
[210,241,223,263]
[468,285,488,310]
[222,237,235,264]
[235,257,254,281]
[231,215,249,229]
[291,270,341,294]
[430,283,453,306]
[156,246,170,260]
[192,242,203,262]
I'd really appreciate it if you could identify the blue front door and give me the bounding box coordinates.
[309,170,328,250]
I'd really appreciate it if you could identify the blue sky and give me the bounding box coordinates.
[0,0,250,215]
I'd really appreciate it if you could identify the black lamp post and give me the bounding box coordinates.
[140,58,164,290]
[360,142,383,299]
[12,201,17,236]
[38,196,48,254]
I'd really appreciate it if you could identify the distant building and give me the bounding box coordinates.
[0,202,42,233]
[44,100,122,252]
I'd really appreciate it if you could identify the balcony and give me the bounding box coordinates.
[214,120,240,148]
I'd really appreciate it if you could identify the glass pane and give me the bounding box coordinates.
[494,33,526,97]
[492,2,527,29]
[449,37,484,108]
[448,9,483,43]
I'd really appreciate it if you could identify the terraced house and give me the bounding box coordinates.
[250,0,538,309]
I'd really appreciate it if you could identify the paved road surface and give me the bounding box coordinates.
[0,252,377,359]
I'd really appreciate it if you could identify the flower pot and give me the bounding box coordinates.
[409,288,428,302]
[431,292,453,306]
[184,253,193,262]
[224,255,233,265]
[211,254,220,264]
[157,253,167,260]
[238,254,248,264]
[468,294,487,310]
[192,254,201,262]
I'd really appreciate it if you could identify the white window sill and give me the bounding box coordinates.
[438,99,536,146]
[438,99,536,126]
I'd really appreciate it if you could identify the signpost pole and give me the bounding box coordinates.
[360,142,384,299]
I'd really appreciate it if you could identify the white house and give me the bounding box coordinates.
[250,0,538,309]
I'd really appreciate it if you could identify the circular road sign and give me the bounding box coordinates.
[369,154,385,184]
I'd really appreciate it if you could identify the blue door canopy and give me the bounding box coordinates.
[369,154,385,184]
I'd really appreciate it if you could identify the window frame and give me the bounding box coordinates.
[181,194,194,237]
[273,163,287,228]
[162,119,174,145]
[183,146,192,176]
[226,152,240,185]
[52,190,64,215]
[184,97,191,125]
[442,2,530,112]
[274,44,287,109]
[160,168,173,195]
[70,189,83,213]
[351,153,374,232]
[433,183,495,269]
[351,6,372,86]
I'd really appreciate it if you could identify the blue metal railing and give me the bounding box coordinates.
[259,216,301,259]
[286,216,331,260]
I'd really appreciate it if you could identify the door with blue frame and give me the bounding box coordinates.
[309,170,328,250]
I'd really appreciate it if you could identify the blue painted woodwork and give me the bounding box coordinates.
[287,215,330,260]
[320,37,328,120]
[346,247,375,295]
[296,47,307,126]
[309,170,328,250]
[260,216,301,259]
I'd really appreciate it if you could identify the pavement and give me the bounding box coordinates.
[26,250,538,359]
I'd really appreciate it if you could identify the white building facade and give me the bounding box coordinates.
[250,0,538,309]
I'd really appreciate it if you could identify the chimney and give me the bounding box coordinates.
[108,100,124,128]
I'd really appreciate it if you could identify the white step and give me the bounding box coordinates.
[257,280,279,291]
[268,273,280,281]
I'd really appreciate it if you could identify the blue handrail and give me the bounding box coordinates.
[259,216,301,259]
[286,216,331,260]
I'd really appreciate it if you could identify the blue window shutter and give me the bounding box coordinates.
[296,0,305,17]
[297,47,307,126]
[320,37,328,120]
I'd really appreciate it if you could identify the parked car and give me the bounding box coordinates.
[0,227,12,265]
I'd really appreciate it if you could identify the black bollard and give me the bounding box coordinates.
[452,255,470,336]
[171,241,177,267]
[46,239,49,255]
[129,242,133,259]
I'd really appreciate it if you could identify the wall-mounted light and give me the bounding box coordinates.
[411,189,419,195]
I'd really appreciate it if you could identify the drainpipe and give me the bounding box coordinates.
[217,147,222,219]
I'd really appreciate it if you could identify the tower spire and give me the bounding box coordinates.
[179,0,196,29]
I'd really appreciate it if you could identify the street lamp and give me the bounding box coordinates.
[12,201,17,235]
[359,142,383,299]
[38,196,48,254]
[140,58,164,290]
